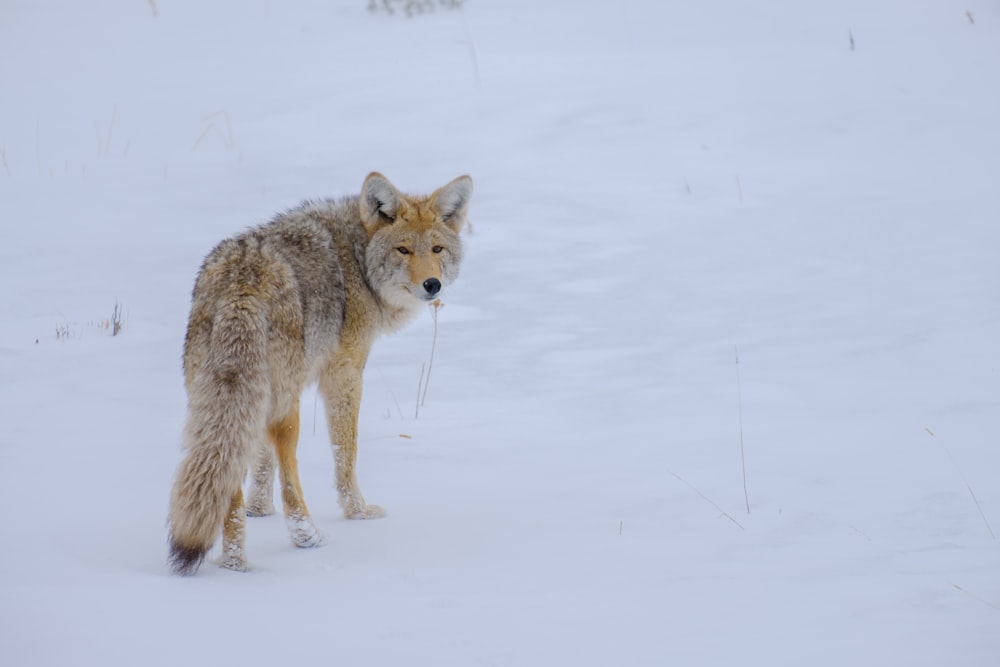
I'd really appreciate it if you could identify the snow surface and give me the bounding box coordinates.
[2,0,999,665]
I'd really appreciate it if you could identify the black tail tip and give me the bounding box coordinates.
[169,540,207,576]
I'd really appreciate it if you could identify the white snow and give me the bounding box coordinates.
[1,0,998,665]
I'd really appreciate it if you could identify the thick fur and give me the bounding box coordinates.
[168,172,472,575]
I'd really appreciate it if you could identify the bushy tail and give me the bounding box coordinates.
[168,299,269,575]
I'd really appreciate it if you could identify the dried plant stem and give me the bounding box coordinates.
[458,8,481,89]
[192,111,236,152]
[669,470,745,531]
[414,363,426,419]
[110,300,123,336]
[413,300,444,419]
[928,428,995,539]
[735,346,750,514]
[951,583,999,611]
[419,300,442,407]
[378,367,405,419]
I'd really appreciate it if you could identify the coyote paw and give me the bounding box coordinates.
[286,513,324,548]
[345,504,386,520]
[220,555,248,572]
[245,499,275,517]
[220,542,248,572]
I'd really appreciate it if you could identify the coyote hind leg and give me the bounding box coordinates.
[270,407,323,548]
[220,488,248,571]
[246,442,276,517]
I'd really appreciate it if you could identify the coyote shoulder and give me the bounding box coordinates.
[168,172,473,575]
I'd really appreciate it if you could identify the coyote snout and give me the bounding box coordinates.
[422,278,441,298]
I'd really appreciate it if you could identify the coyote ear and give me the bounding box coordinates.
[361,172,402,227]
[432,175,473,232]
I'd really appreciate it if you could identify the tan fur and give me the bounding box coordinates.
[168,172,472,574]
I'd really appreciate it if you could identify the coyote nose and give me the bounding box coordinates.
[422,278,441,297]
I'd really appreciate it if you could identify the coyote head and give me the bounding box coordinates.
[361,172,473,310]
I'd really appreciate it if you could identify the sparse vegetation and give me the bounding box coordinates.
[108,300,124,336]
[368,0,465,17]
[55,321,76,341]
[94,105,118,156]
[367,0,479,87]
[53,301,126,340]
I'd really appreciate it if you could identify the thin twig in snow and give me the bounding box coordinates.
[221,111,235,149]
[951,583,1000,611]
[458,8,481,89]
[419,300,442,407]
[927,427,995,540]
[735,346,750,514]
[193,111,236,152]
[414,362,426,419]
[93,106,118,156]
[377,367,405,419]
[669,469,745,530]
[110,300,123,336]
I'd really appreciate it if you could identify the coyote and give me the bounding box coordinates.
[168,172,472,574]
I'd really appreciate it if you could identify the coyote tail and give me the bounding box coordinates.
[168,298,269,575]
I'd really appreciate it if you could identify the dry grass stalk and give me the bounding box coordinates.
[927,428,995,540]
[669,470,745,531]
[735,346,749,514]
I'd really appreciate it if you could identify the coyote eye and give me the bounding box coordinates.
[432,246,444,254]
[396,247,410,255]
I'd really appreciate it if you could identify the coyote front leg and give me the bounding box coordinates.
[320,359,385,520]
